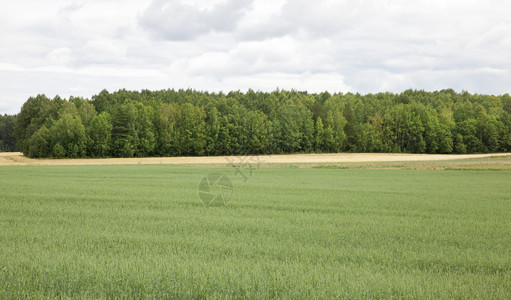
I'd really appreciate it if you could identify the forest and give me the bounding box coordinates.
[0,114,17,152]
[4,89,511,158]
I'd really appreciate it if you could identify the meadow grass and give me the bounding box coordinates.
[0,164,510,298]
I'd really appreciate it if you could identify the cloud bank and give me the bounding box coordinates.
[1,0,510,114]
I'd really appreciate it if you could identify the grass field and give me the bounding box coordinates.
[1,161,511,298]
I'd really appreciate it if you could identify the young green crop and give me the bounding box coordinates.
[1,165,510,298]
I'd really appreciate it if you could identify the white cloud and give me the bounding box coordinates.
[0,0,511,114]
[45,47,74,66]
[138,0,254,40]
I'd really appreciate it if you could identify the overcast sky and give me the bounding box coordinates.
[1,0,510,114]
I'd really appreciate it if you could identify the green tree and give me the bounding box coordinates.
[314,117,325,152]
[77,101,97,127]
[324,111,346,152]
[15,94,58,154]
[27,125,51,158]
[0,114,17,152]
[204,105,220,155]
[154,103,180,156]
[455,119,481,153]
[133,103,156,157]
[87,112,112,157]
[50,113,87,158]
[111,102,136,157]
[343,99,358,151]
[178,103,206,155]
[245,110,270,154]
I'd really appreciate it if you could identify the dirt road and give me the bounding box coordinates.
[0,152,509,166]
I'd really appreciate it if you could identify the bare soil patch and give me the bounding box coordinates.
[0,152,509,167]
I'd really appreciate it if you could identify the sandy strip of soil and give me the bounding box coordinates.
[0,152,509,166]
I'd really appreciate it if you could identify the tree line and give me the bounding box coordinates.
[5,88,511,158]
[0,114,17,152]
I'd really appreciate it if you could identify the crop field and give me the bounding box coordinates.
[1,157,511,298]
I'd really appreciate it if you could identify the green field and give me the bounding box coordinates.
[1,164,510,298]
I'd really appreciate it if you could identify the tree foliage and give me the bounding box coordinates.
[9,89,511,158]
[0,114,17,152]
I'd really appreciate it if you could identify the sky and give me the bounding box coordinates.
[1,0,510,114]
